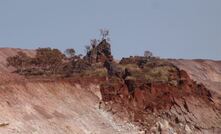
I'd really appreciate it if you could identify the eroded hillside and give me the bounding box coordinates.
[0,46,221,134]
[100,57,221,133]
[0,48,139,134]
[171,59,221,105]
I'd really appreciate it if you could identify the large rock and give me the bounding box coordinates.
[85,39,113,64]
[103,61,123,77]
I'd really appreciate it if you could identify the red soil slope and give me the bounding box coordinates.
[0,48,139,134]
[100,61,221,133]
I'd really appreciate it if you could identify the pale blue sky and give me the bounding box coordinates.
[0,0,220,60]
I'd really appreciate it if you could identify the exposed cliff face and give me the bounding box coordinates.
[100,58,221,133]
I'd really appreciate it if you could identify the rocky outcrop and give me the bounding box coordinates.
[85,39,113,64]
[100,58,221,133]
[103,61,123,78]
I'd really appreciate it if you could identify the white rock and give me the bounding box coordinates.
[185,125,192,134]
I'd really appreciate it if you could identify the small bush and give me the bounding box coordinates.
[6,51,33,72]
[65,48,76,58]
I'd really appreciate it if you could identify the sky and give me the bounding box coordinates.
[0,0,220,60]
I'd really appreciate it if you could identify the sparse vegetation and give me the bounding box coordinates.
[100,29,110,41]
[85,45,91,54]
[7,47,84,76]
[7,51,33,73]
[35,48,65,74]
[6,30,113,77]
[65,48,76,58]
[90,39,98,48]
[6,30,175,83]
[144,50,153,58]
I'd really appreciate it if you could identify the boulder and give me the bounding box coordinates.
[85,39,113,64]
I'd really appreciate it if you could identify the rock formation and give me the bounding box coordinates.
[101,57,221,133]
[84,39,113,64]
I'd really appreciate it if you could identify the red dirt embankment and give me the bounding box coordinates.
[99,57,221,133]
[100,65,221,133]
[0,48,139,134]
